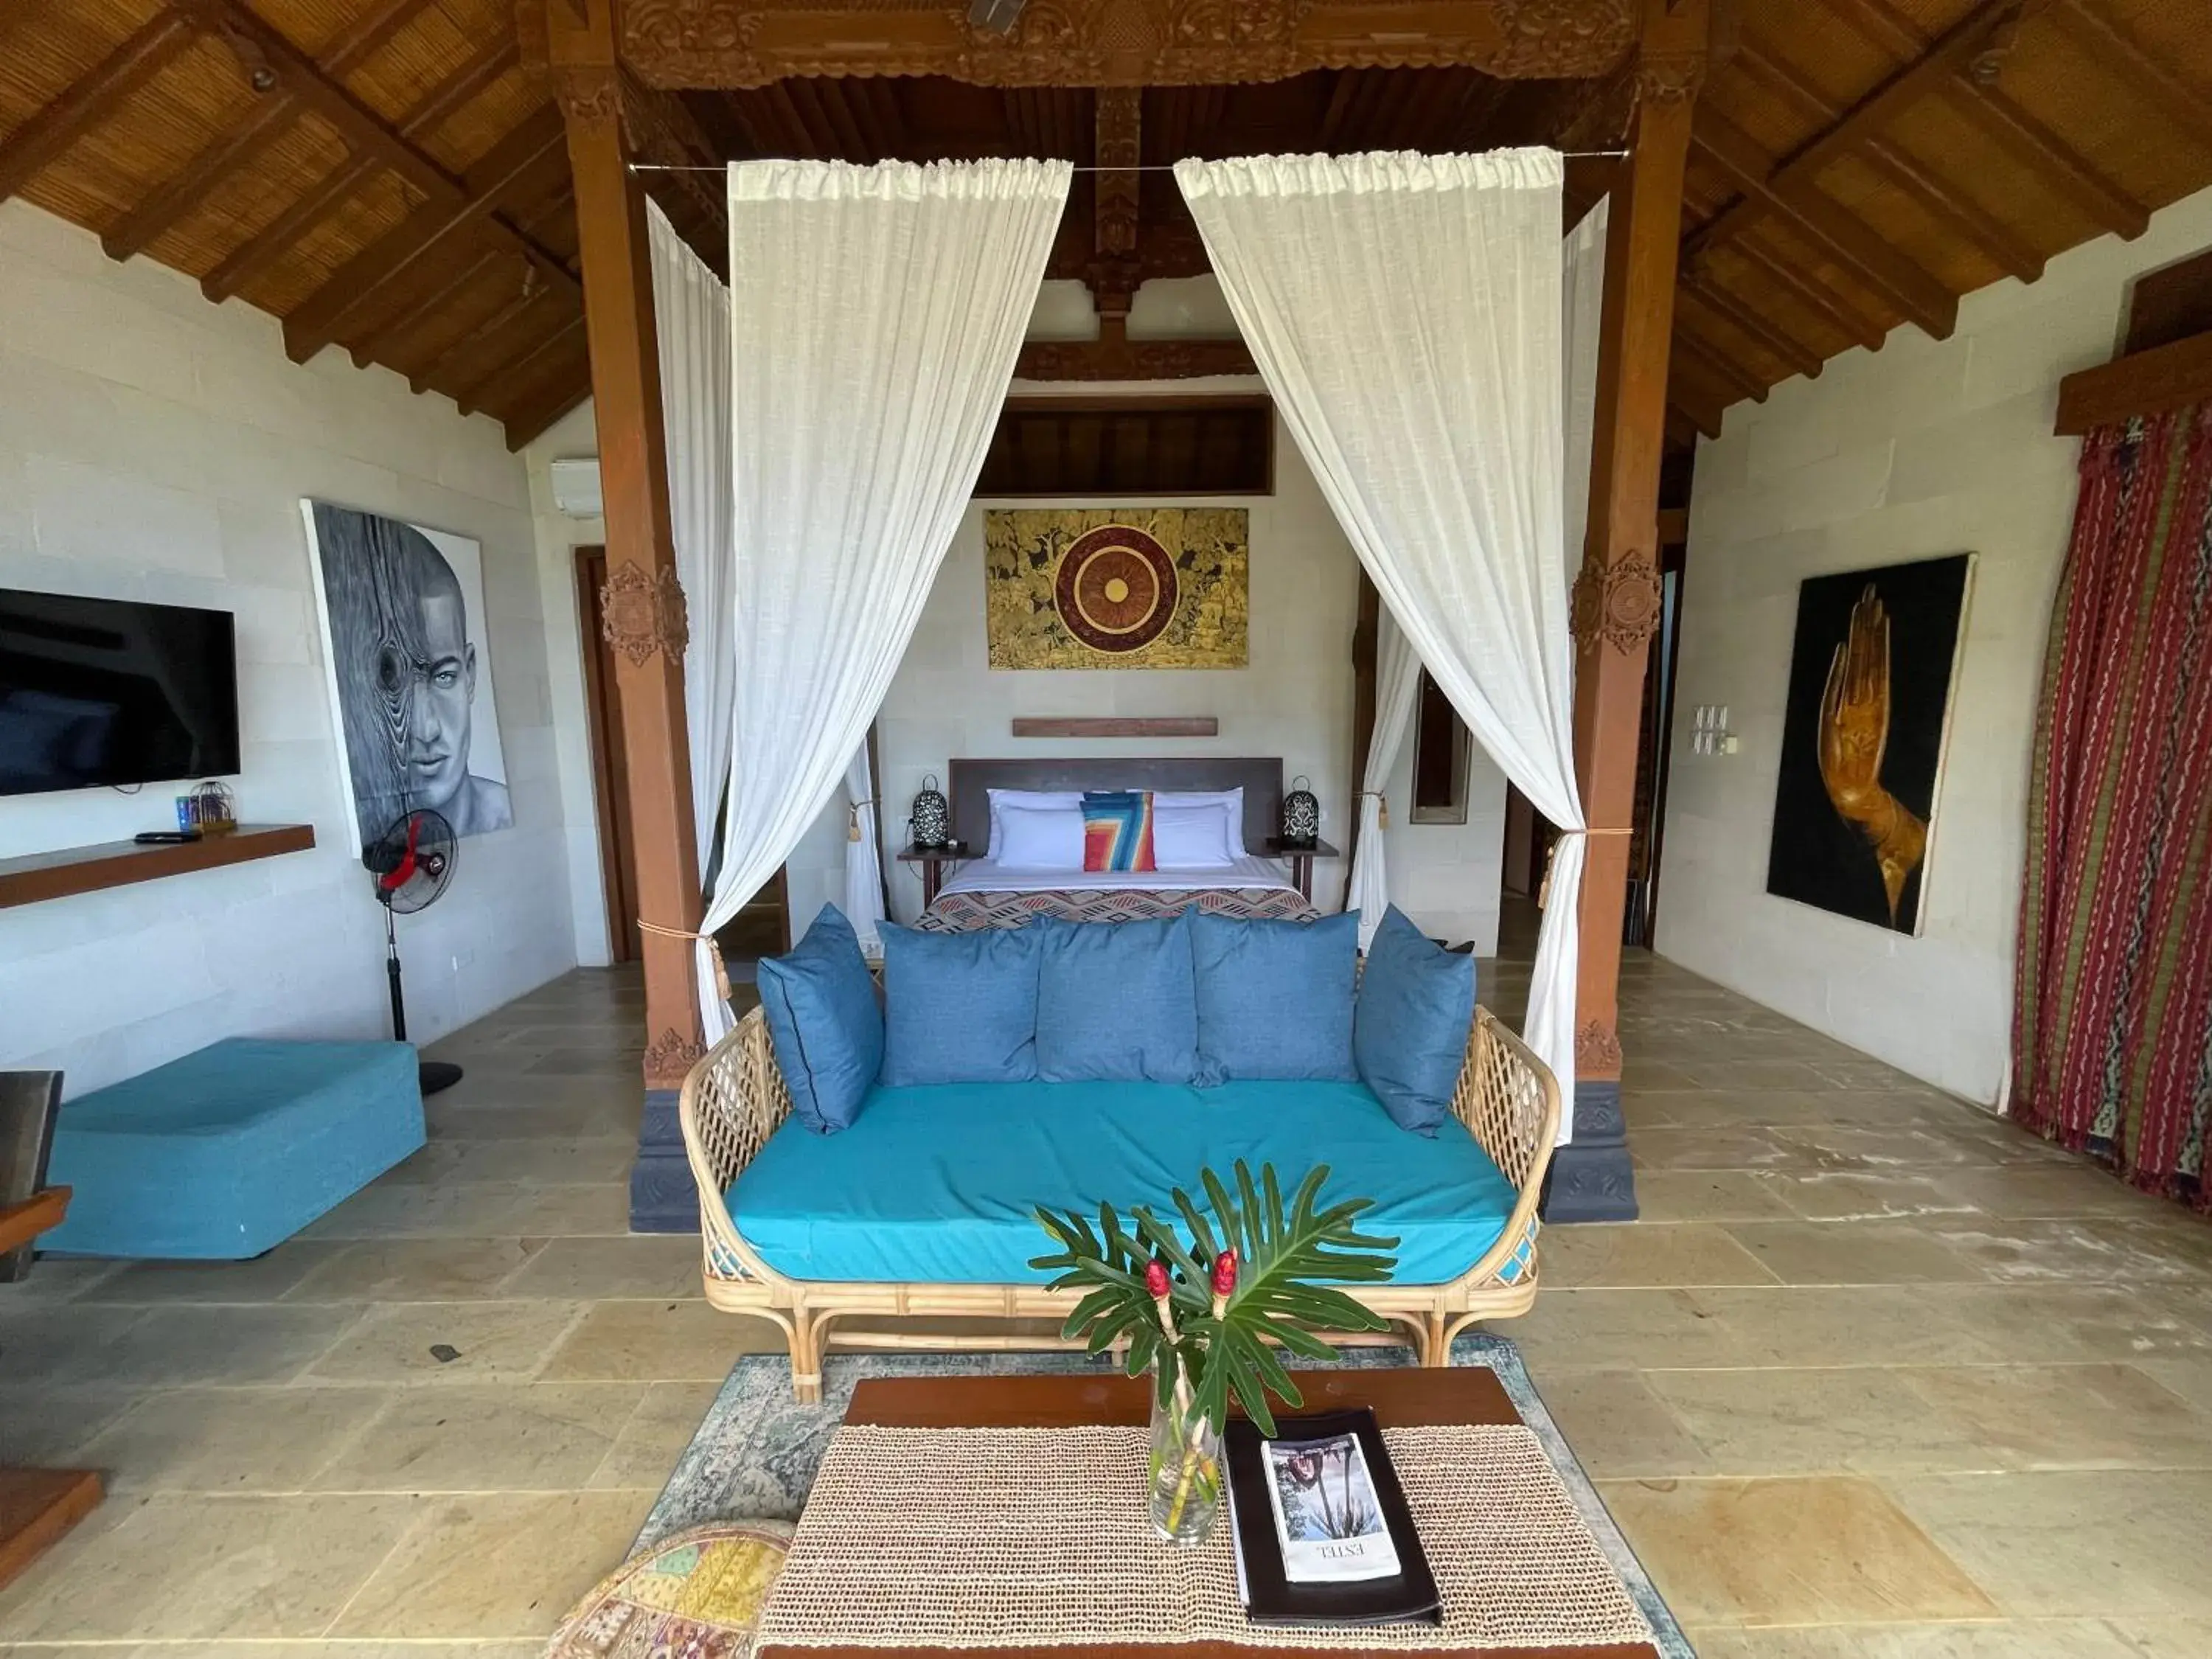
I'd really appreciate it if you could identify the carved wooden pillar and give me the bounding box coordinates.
[547,1,705,1231]
[1551,4,1705,1222]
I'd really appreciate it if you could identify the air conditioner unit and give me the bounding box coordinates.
[549,457,603,519]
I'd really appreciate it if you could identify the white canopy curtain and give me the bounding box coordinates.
[1563,195,1609,588]
[695,157,1072,1041]
[1344,602,1422,954]
[842,741,886,957]
[1176,149,1590,1127]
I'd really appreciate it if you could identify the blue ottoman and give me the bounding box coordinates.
[44,1039,425,1259]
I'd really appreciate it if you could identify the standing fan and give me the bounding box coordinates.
[364,809,462,1096]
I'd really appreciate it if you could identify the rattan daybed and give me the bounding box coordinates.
[678,1003,1560,1402]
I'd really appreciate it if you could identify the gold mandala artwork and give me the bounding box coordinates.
[984,507,1249,670]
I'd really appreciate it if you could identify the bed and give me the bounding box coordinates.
[911,757,1322,932]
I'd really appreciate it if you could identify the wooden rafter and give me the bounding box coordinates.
[1677,279,1823,382]
[100,0,427,262]
[500,351,593,451]
[0,10,203,203]
[403,266,549,392]
[1957,83,2146,238]
[460,311,585,417]
[2051,0,2212,157]
[282,103,572,364]
[1721,234,1887,352]
[203,35,521,304]
[1672,324,1769,406]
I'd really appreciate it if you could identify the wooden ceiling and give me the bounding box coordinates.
[1,1,2207,454]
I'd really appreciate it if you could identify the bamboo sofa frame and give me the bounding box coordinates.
[679,1004,1562,1402]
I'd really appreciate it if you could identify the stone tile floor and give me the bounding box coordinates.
[4,947,2211,1657]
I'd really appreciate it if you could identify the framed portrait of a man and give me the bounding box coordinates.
[302,501,514,852]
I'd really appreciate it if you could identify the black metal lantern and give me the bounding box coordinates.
[910,772,951,849]
[1280,775,1321,848]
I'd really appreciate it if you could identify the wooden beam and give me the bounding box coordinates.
[0,10,202,204]
[415,278,560,396]
[1722,232,1888,352]
[2053,0,2212,157]
[2054,330,2212,435]
[1015,334,1258,380]
[100,0,425,261]
[1666,401,1716,445]
[1672,328,1768,404]
[203,35,522,305]
[1691,107,1955,338]
[282,104,571,364]
[1679,278,1823,380]
[389,254,535,388]
[501,359,592,451]
[1954,83,2146,239]
[459,309,584,416]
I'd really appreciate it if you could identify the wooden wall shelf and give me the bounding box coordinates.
[1010,717,1219,739]
[0,824,316,910]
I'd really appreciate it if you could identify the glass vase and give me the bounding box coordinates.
[1147,1386,1225,1545]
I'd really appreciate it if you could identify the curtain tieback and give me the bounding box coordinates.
[1355,788,1389,828]
[1537,826,1634,909]
[638,917,731,1001]
[847,796,879,843]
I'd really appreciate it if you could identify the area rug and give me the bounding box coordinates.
[639,1335,1691,1659]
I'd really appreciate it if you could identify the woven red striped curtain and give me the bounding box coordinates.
[2013,404,2212,1211]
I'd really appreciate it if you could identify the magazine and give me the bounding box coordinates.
[1256,1431,1402,1583]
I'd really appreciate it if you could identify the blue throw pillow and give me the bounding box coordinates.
[756,905,882,1135]
[1191,911,1359,1082]
[1354,905,1476,1135]
[880,922,1042,1086]
[1034,912,1202,1084]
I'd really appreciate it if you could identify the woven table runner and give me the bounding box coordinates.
[755,1423,1655,1652]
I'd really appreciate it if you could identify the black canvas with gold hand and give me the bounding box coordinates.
[1818,584,1926,924]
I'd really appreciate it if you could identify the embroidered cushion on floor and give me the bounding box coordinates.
[1081,790,1156,873]
[544,1521,790,1659]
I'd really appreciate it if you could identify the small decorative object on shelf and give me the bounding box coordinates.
[1032,1161,1398,1546]
[910,773,951,849]
[189,779,237,835]
[1279,776,1321,848]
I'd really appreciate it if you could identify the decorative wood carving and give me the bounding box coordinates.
[601,561,691,667]
[1091,85,1141,316]
[1015,333,1257,380]
[618,0,1635,88]
[1570,549,1663,654]
[554,66,623,131]
[644,1025,709,1085]
[1574,1019,1624,1074]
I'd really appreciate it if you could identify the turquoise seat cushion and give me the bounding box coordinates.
[729,1078,1516,1285]
[757,905,881,1134]
[1192,910,1359,1082]
[1355,906,1476,1135]
[880,921,1042,1085]
[1035,912,1201,1084]
[43,1038,424,1260]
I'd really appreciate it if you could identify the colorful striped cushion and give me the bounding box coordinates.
[1081,790,1155,873]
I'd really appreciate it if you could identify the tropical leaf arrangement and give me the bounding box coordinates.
[1028,1160,1400,1437]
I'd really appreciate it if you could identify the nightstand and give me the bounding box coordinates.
[1262,837,1341,903]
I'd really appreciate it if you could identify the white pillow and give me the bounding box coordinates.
[987,788,1082,857]
[1153,802,1237,870]
[993,803,1086,870]
[1154,787,1247,855]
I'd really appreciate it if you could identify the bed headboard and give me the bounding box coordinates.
[946,757,1284,854]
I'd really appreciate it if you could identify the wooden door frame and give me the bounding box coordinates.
[574,544,636,964]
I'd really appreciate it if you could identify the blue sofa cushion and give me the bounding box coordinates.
[880,921,1042,1086]
[730,1077,1517,1284]
[42,1039,423,1260]
[1191,910,1359,1082]
[1354,906,1476,1135]
[757,905,882,1135]
[1034,911,1201,1084]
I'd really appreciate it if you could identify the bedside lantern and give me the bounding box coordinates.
[1279,776,1320,848]
[910,773,951,849]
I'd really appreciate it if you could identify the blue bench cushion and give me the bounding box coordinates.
[44,1038,424,1260]
[729,1079,1517,1285]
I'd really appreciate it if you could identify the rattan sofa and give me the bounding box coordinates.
[679,1003,1561,1402]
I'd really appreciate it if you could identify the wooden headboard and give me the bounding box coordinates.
[946,757,1283,854]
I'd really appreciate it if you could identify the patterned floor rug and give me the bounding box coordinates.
[639,1335,1691,1658]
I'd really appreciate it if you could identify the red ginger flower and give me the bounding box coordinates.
[1144,1259,1172,1300]
[1211,1249,1238,1298]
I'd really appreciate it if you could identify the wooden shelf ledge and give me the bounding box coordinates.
[0,823,316,910]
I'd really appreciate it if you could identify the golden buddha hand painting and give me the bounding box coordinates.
[1764,554,1974,935]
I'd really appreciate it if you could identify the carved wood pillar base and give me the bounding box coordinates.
[1541,1082,1640,1223]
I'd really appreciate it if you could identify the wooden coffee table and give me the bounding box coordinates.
[0,1184,102,1593]
[758,1366,1658,1659]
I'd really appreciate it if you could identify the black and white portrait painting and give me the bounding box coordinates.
[302,502,512,852]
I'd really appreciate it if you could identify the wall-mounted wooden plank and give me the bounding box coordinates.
[2054,331,2212,435]
[0,824,316,911]
[1009,717,1220,739]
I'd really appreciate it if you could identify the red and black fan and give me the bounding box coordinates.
[363,809,462,1096]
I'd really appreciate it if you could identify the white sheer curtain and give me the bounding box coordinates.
[843,740,886,958]
[1177,149,1589,1121]
[1345,602,1422,953]
[696,158,1071,1040]
[645,200,734,867]
[1563,195,1608,580]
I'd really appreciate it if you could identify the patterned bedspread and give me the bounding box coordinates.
[917,886,1320,931]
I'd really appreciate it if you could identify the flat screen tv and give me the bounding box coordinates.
[0,588,242,798]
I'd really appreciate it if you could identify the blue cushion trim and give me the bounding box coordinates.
[1191,909,1359,1082]
[1354,905,1477,1135]
[757,905,883,1135]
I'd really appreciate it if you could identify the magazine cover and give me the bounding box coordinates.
[1259,1432,1402,1584]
